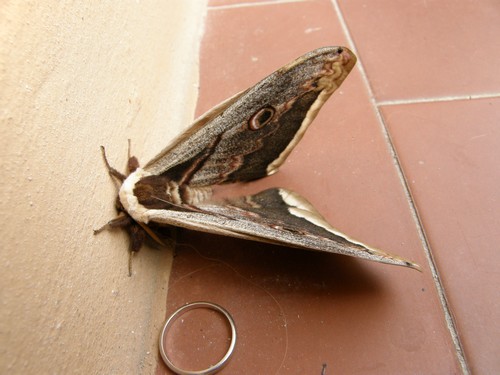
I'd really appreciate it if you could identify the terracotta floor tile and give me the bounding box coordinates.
[209,0,264,6]
[338,0,500,102]
[209,0,318,7]
[156,1,463,374]
[209,0,281,6]
[382,98,500,374]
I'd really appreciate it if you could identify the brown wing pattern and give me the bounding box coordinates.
[144,188,419,270]
[144,47,356,187]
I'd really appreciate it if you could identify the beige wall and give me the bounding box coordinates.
[0,1,207,373]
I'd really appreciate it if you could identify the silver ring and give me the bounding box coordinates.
[159,301,237,375]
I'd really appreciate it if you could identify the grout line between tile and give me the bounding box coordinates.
[208,0,307,11]
[331,1,471,374]
[377,92,500,106]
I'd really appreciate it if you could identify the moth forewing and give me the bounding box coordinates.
[144,88,249,176]
[144,46,357,187]
[266,47,356,175]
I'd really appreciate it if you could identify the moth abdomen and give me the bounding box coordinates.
[132,175,213,210]
[178,185,213,205]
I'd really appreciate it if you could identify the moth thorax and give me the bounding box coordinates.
[180,185,213,205]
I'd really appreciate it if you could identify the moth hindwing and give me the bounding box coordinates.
[97,46,420,274]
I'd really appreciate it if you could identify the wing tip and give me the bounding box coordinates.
[407,260,423,272]
[390,257,422,272]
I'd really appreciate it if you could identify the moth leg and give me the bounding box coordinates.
[137,222,167,247]
[94,214,145,255]
[99,146,127,183]
[94,214,146,277]
[127,222,146,276]
[128,251,135,277]
[93,213,132,234]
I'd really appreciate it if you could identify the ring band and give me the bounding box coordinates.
[159,301,237,375]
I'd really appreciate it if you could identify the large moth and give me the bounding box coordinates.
[97,46,420,273]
